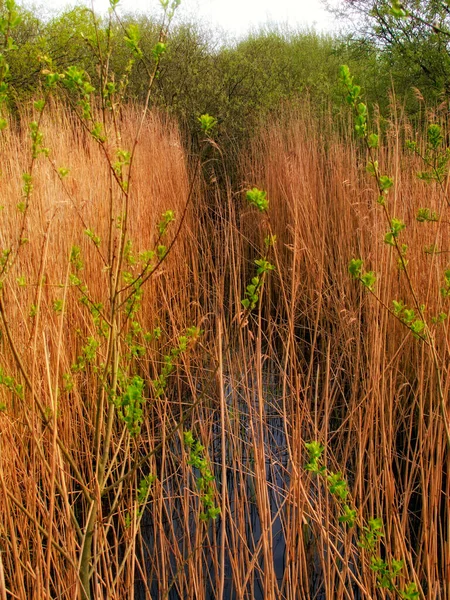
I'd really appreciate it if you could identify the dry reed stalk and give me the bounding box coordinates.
[0,97,448,599]
[242,103,449,598]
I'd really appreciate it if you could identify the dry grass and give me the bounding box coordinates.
[0,100,448,599]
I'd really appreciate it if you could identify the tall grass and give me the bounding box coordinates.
[0,100,448,599]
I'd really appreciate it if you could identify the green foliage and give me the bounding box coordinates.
[63,65,95,121]
[416,207,439,222]
[305,440,354,525]
[241,193,276,312]
[152,41,166,60]
[264,234,276,247]
[359,517,384,551]
[408,123,450,185]
[114,149,130,178]
[198,113,217,134]
[70,245,83,271]
[365,160,378,177]
[344,65,440,355]
[340,64,360,104]
[337,0,450,109]
[114,375,145,436]
[0,366,23,399]
[338,505,357,527]
[246,187,269,212]
[137,473,156,504]
[390,0,408,18]
[53,299,63,314]
[379,175,394,192]
[431,311,447,324]
[123,275,143,320]
[0,0,22,123]
[368,133,379,148]
[360,271,376,290]
[157,209,175,235]
[0,248,11,272]
[392,299,426,338]
[400,582,420,599]
[22,172,32,196]
[349,258,376,291]
[428,123,443,149]
[0,2,418,150]
[370,557,401,590]
[71,336,100,372]
[241,257,275,311]
[327,472,349,501]
[152,327,202,398]
[348,258,363,278]
[124,24,142,58]
[384,217,406,246]
[58,167,70,178]
[304,441,326,475]
[305,439,417,595]
[184,431,220,521]
[254,258,275,275]
[440,269,450,298]
[62,372,73,392]
[241,276,260,311]
[84,229,101,247]
[91,122,105,143]
[30,120,49,158]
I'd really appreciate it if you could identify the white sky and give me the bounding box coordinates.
[32,0,340,36]
[175,0,338,35]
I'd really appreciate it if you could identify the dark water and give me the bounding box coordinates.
[134,378,357,599]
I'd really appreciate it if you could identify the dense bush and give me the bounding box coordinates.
[1,4,387,146]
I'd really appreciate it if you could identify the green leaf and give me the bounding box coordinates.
[379,175,394,192]
[391,559,404,577]
[327,472,349,500]
[368,133,379,148]
[357,102,367,116]
[366,160,378,176]
[305,441,324,460]
[400,582,419,600]
[124,24,143,57]
[152,41,166,60]
[84,229,101,247]
[348,258,363,279]
[428,123,443,149]
[390,0,408,17]
[157,209,175,235]
[410,320,425,336]
[417,207,439,222]
[361,271,376,291]
[58,167,70,178]
[338,504,356,527]
[198,113,217,134]
[91,122,105,143]
[339,64,352,86]
[392,299,405,315]
[254,258,275,274]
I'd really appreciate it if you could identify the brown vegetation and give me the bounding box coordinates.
[0,102,448,599]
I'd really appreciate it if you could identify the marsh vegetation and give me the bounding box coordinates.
[0,1,449,598]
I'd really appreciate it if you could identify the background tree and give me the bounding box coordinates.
[328,0,450,105]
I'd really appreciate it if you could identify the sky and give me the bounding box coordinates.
[33,0,341,37]
[173,0,339,35]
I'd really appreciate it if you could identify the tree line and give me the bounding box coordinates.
[4,0,450,145]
